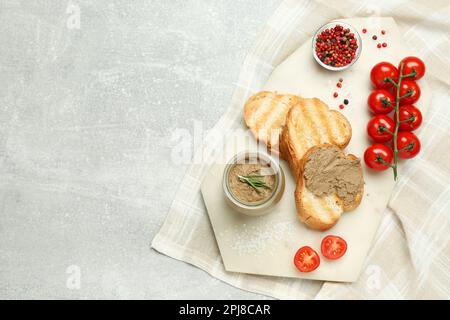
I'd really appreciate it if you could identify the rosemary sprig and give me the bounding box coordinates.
[238,175,272,193]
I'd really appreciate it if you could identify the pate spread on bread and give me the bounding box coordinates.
[295,144,364,230]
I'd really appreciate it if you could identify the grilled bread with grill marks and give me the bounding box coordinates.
[244,91,301,157]
[280,98,352,179]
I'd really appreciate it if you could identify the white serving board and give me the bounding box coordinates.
[201,17,430,282]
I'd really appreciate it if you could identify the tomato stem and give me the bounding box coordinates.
[379,126,394,136]
[381,97,391,107]
[392,63,405,181]
[398,142,415,152]
[376,155,395,169]
[398,90,414,100]
[399,114,416,124]
[402,69,416,78]
[385,77,398,87]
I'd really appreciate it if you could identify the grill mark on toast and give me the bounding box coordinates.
[260,95,292,135]
[244,94,261,127]
[254,95,278,131]
[291,107,307,160]
[250,93,276,128]
[317,103,334,143]
[308,102,329,143]
[300,102,321,149]
[326,111,343,145]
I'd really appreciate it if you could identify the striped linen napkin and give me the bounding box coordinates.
[152,0,450,299]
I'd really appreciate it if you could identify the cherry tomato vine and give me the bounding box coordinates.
[388,62,417,180]
[365,57,425,180]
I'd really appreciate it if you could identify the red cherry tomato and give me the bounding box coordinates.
[321,235,347,260]
[370,62,399,89]
[395,105,423,131]
[399,80,421,105]
[393,131,421,159]
[293,246,320,273]
[399,56,426,80]
[367,115,395,142]
[367,89,395,114]
[364,143,393,171]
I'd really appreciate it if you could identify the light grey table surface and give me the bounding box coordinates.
[0,1,282,299]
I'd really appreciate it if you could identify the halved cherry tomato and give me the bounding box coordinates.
[368,89,395,114]
[399,56,426,80]
[321,235,347,260]
[394,105,422,131]
[367,115,395,142]
[393,131,421,159]
[370,62,399,89]
[399,80,421,105]
[364,143,393,171]
[293,246,320,273]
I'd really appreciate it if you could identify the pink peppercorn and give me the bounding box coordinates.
[381,30,386,35]
[377,43,382,48]
[333,92,338,98]
[315,24,358,68]
[362,28,367,34]
[337,82,342,88]
[339,104,345,110]
[382,42,387,47]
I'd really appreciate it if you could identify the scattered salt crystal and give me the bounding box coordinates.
[221,221,294,256]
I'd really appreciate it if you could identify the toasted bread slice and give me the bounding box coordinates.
[280,98,352,179]
[244,91,301,157]
[295,145,364,231]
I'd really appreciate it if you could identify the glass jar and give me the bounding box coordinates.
[222,151,285,216]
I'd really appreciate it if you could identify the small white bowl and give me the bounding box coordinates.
[312,21,362,71]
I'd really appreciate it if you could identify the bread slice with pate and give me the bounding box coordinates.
[295,144,364,231]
